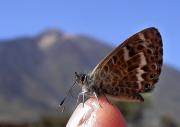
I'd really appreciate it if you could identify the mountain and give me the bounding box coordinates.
[0,29,179,125]
[0,29,111,122]
[144,65,180,126]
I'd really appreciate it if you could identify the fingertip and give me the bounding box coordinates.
[67,97,127,127]
[94,96,127,127]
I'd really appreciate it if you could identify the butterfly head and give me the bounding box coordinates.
[75,72,87,86]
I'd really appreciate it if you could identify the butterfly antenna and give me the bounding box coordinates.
[59,80,77,112]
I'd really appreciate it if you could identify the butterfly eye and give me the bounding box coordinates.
[81,75,85,82]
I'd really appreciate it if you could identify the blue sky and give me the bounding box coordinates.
[0,0,180,70]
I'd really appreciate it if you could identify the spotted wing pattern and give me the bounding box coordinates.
[90,27,163,102]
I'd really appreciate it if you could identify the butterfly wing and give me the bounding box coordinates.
[90,27,163,102]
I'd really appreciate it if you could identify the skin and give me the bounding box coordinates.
[66,96,127,127]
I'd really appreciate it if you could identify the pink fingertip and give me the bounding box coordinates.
[66,97,127,127]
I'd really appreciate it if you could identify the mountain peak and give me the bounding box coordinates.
[39,29,64,37]
[37,29,64,49]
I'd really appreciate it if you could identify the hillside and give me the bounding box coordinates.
[0,30,111,122]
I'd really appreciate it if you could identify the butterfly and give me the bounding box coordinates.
[60,27,163,108]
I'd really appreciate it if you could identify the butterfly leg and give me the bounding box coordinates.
[82,92,85,107]
[102,92,111,104]
[76,93,81,106]
[76,92,86,107]
[93,92,102,108]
